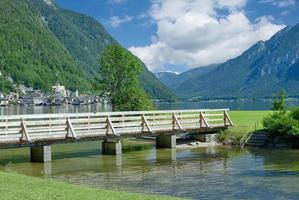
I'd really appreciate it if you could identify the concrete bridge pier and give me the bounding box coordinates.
[30,145,52,163]
[156,134,176,149]
[102,139,122,155]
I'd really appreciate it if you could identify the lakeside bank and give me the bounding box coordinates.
[0,171,182,200]
[219,110,272,144]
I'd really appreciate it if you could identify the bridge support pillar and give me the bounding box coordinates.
[156,134,176,149]
[30,145,52,162]
[102,140,122,155]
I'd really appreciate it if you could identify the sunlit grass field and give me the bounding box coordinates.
[221,110,273,143]
[0,172,183,200]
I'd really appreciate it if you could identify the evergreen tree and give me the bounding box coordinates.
[272,90,286,112]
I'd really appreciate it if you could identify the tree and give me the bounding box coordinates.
[272,90,286,112]
[98,44,154,111]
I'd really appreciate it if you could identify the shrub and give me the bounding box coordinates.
[290,107,299,120]
[263,111,299,137]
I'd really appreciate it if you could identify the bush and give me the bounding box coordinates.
[290,107,299,120]
[263,111,299,137]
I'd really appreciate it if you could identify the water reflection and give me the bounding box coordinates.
[0,142,299,199]
[156,148,177,162]
[1,100,299,116]
[0,104,110,115]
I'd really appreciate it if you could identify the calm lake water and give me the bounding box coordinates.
[156,100,299,111]
[1,100,299,115]
[1,102,299,199]
[0,142,299,200]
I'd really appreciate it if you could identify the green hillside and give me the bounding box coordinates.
[0,0,177,101]
[0,0,91,92]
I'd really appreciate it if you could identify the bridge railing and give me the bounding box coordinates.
[0,109,233,143]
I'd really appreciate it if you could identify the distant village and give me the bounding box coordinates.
[0,80,101,107]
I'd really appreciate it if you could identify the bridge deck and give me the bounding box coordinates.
[0,109,233,148]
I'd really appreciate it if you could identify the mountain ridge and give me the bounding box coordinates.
[173,24,299,99]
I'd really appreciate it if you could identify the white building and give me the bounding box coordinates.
[52,81,66,97]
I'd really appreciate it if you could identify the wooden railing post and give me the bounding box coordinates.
[172,113,182,131]
[224,111,227,126]
[141,115,152,133]
[199,112,209,128]
[224,111,233,126]
[106,116,117,135]
[66,117,77,139]
[199,112,203,128]
[20,118,30,142]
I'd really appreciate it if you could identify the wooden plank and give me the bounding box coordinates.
[172,113,183,130]
[203,114,223,117]
[224,111,234,126]
[66,118,77,139]
[20,119,30,142]
[106,117,117,135]
[0,109,230,120]
[141,115,152,133]
[205,118,224,122]
[200,112,209,128]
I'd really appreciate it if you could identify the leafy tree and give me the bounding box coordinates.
[98,44,154,111]
[272,90,286,112]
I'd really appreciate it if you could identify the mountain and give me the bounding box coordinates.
[0,0,91,92]
[156,64,218,88]
[156,71,179,87]
[175,24,299,100]
[0,0,177,101]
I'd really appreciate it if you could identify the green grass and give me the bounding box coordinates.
[220,110,273,143]
[0,172,183,200]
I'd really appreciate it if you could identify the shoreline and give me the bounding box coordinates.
[0,171,182,200]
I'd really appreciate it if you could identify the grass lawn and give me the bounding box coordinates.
[221,110,273,143]
[0,172,183,200]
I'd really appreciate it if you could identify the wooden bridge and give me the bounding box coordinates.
[0,109,233,162]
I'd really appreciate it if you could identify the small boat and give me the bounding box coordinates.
[71,98,80,105]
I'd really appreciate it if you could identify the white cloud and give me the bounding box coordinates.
[109,15,133,28]
[260,0,296,8]
[129,0,285,72]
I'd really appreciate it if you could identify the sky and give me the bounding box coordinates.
[55,0,299,73]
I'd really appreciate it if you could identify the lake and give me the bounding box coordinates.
[1,100,299,115]
[0,142,299,200]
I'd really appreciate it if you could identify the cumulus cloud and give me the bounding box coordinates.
[129,0,285,72]
[260,0,296,8]
[109,15,133,28]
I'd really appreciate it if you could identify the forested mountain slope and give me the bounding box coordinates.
[0,0,177,101]
[175,24,299,99]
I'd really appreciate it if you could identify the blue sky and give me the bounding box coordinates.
[56,0,299,73]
